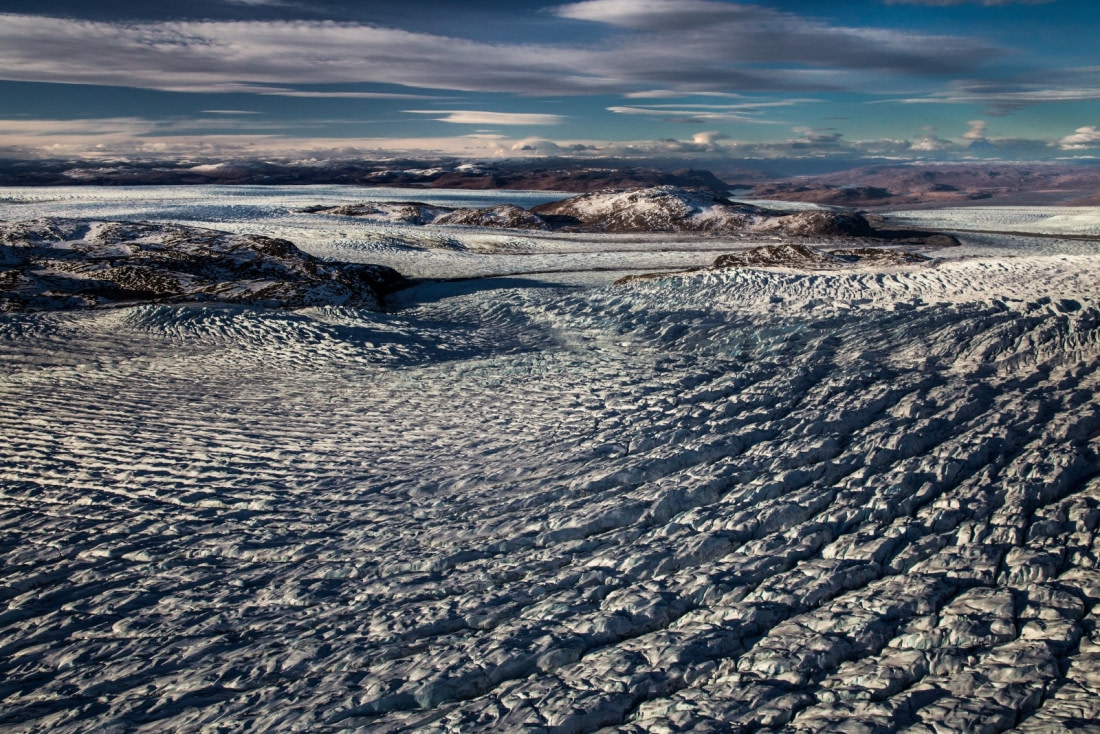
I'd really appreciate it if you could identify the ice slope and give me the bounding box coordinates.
[1,188,1100,732]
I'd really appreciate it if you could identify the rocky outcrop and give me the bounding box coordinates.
[535,187,878,236]
[713,243,840,269]
[713,243,928,269]
[307,186,882,237]
[434,204,549,230]
[751,209,875,237]
[531,186,770,233]
[617,244,930,284]
[304,202,451,225]
[0,218,405,312]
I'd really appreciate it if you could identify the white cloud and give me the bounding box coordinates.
[607,106,776,124]
[1060,126,1100,150]
[553,0,758,30]
[552,0,999,76]
[0,14,595,96]
[893,81,1100,115]
[509,138,574,154]
[0,11,999,99]
[623,90,747,100]
[910,135,956,151]
[963,120,988,140]
[406,110,566,125]
[0,117,158,138]
[0,116,1061,162]
[258,90,445,100]
[607,99,812,124]
[0,116,593,160]
[692,131,729,144]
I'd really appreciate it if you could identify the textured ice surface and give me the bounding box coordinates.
[2,187,1100,733]
[886,206,1100,236]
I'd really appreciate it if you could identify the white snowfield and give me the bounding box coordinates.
[2,186,1100,733]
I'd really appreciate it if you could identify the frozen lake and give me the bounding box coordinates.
[2,186,1100,733]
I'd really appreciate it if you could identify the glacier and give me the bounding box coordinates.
[2,185,1100,733]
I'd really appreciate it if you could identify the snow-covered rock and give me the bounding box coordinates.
[434,204,549,230]
[750,209,874,237]
[305,187,878,238]
[308,201,550,230]
[305,201,451,225]
[713,243,929,269]
[0,218,405,311]
[531,185,770,233]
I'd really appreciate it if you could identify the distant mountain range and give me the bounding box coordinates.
[3,158,1099,207]
[746,163,1100,208]
[0,158,735,193]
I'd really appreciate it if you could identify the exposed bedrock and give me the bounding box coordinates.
[0,218,405,311]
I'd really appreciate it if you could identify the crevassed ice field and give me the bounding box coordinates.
[3,185,1100,733]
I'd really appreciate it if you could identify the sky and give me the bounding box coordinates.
[1,0,1099,164]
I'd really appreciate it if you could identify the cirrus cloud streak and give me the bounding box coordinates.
[405,110,567,125]
[0,6,1001,98]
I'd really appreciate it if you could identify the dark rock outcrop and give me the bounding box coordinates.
[616,244,930,284]
[0,219,405,312]
[712,243,929,269]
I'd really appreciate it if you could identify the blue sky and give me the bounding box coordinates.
[1,0,1098,162]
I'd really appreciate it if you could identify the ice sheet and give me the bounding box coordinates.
[2,186,1100,732]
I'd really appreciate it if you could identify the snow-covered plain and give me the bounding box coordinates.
[3,186,1100,733]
